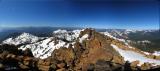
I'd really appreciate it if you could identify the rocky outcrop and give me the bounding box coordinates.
[140,62,152,70]
[130,61,140,70]
[37,58,51,71]
[46,29,125,71]
[0,44,39,71]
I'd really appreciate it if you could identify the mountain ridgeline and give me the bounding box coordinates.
[0,28,160,71]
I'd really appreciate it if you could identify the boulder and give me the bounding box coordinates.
[56,68,65,71]
[140,62,152,70]
[51,47,75,66]
[130,60,140,70]
[94,60,124,71]
[0,51,9,59]
[56,63,66,69]
[19,63,29,70]
[0,63,4,69]
[38,65,50,71]
[111,55,124,64]
[23,56,33,66]
[130,60,139,68]
[23,48,33,57]
[155,56,160,60]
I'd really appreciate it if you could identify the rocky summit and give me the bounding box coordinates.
[0,28,160,71]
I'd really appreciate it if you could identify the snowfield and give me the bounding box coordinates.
[53,29,81,41]
[17,29,83,59]
[19,37,69,59]
[3,33,39,45]
[111,44,160,66]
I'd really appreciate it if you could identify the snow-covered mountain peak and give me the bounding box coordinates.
[1,29,85,59]
[53,29,83,42]
[19,32,33,37]
[53,29,68,34]
[19,37,71,59]
[2,32,39,45]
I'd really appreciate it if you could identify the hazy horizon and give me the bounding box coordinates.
[0,26,159,30]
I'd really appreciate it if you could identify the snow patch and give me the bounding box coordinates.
[72,30,81,38]
[79,34,88,43]
[53,29,67,34]
[152,51,160,56]
[111,44,160,66]
[102,32,116,39]
[143,51,150,55]
[137,40,151,44]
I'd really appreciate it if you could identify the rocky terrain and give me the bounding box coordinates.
[0,28,160,71]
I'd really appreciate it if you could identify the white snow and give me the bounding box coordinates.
[137,40,151,44]
[79,34,88,43]
[53,29,82,41]
[102,31,126,42]
[102,32,116,39]
[2,32,39,45]
[72,30,81,38]
[111,44,160,66]
[102,31,132,48]
[19,37,69,59]
[143,51,150,55]
[11,29,84,59]
[152,51,160,56]
[124,29,136,34]
[53,29,67,34]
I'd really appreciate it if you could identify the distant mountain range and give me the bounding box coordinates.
[0,27,82,42]
[0,28,160,71]
[0,27,159,52]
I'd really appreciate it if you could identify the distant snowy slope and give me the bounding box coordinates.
[53,29,81,41]
[19,37,71,59]
[2,32,39,45]
[18,29,83,59]
[53,29,68,34]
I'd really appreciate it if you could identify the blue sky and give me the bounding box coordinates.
[0,0,159,29]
